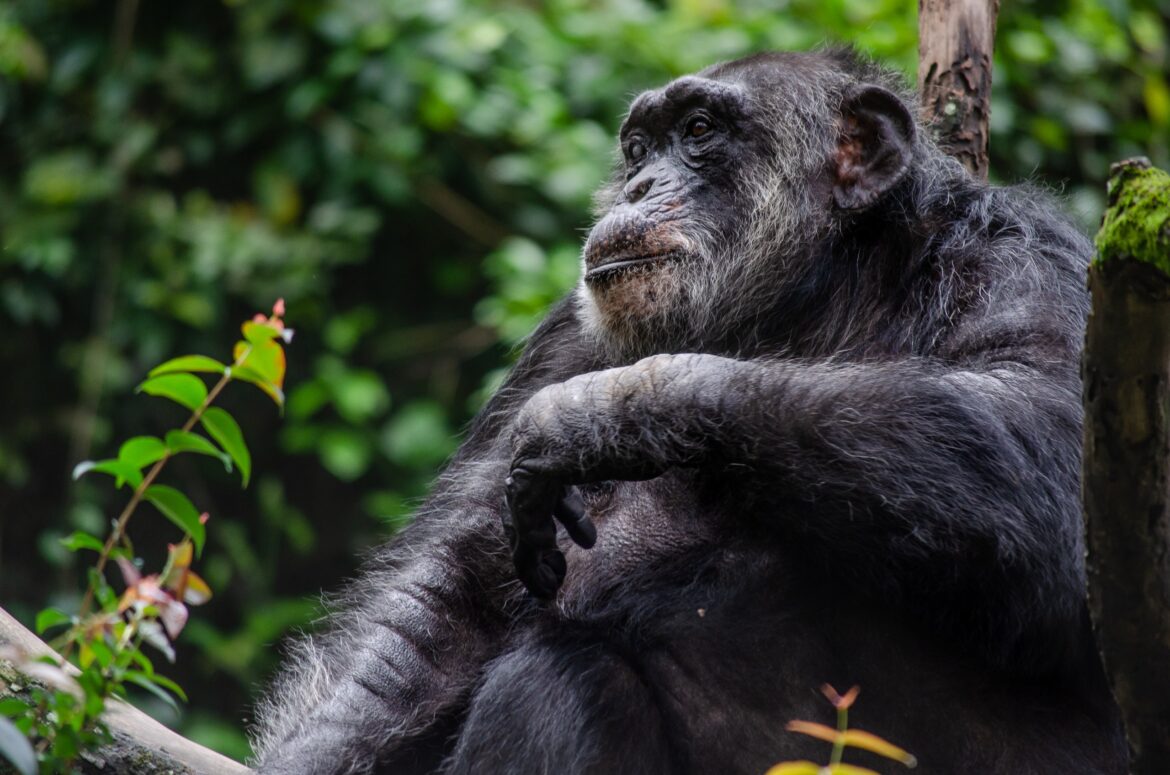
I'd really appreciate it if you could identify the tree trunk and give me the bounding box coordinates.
[0,607,252,774]
[1083,157,1170,775]
[917,0,999,179]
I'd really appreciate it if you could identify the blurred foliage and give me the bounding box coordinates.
[0,0,1165,762]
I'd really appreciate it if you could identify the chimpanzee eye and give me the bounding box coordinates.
[627,140,646,162]
[686,117,713,138]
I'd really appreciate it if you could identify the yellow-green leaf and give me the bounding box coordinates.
[144,485,206,554]
[200,407,251,486]
[138,373,208,412]
[242,320,282,344]
[786,720,839,744]
[841,730,917,766]
[233,337,286,388]
[181,570,213,605]
[231,364,285,408]
[828,765,881,775]
[168,540,193,572]
[148,355,226,378]
[79,642,96,669]
[765,762,822,775]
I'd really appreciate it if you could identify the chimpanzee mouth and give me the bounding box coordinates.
[584,251,683,283]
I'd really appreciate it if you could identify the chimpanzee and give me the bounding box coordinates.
[253,49,1125,774]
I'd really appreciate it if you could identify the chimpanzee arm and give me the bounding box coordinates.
[506,323,1083,672]
[254,299,599,775]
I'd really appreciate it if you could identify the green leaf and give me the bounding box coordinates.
[0,698,31,717]
[127,648,155,677]
[75,665,104,703]
[81,687,105,720]
[200,407,251,486]
[0,714,37,775]
[88,568,117,610]
[118,436,167,470]
[35,607,72,634]
[137,373,208,412]
[72,459,144,489]
[145,672,187,702]
[165,430,232,471]
[144,485,206,554]
[59,531,105,554]
[87,639,114,669]
[123,671,181,716]
[148,355,226,377]
[50,727,78,761]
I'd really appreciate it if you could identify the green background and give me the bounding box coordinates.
[1,0,1166,761]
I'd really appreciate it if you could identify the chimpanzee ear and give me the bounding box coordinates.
[833,85,916,211]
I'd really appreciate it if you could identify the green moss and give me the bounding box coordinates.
[1094,158,1170,277]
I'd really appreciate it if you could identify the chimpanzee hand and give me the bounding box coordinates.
[502,472,593,599]
[504,355,729,598]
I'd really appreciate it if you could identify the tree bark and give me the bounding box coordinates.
[0,606,253,774]
[1083,157,1170,775]
[917,0,999,179]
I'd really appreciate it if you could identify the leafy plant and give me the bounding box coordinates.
[767,684,917,775]
[0,301,291,775]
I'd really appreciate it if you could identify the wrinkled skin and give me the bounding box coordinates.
[254,50,1125,775]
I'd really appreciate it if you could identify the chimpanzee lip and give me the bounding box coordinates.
[584,251,683,282]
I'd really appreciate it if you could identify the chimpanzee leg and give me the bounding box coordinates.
[444,626,677,775]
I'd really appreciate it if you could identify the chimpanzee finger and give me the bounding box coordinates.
[504,468,558,541]
[511,540,565,600]
[553,485,595,549]
[505,467,566,598]
[532,548,566,599]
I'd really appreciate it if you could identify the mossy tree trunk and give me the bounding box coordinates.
[1083,157,1170,775]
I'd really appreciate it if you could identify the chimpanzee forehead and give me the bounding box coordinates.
[620,76,747,137]
[699,50,843,85]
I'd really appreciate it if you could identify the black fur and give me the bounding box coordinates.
[254,50,1124,775]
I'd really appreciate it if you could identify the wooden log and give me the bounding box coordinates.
[1083,157,1170,774]
[917,0,999,179]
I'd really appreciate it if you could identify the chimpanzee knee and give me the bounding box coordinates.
[444,628,676,775]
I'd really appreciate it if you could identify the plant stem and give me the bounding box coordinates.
[829,706,847,767]
[67,348,249,656]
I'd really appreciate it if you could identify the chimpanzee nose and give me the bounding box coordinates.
[624,175,655,204]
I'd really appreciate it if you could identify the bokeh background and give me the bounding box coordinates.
[1,0,1167,762]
